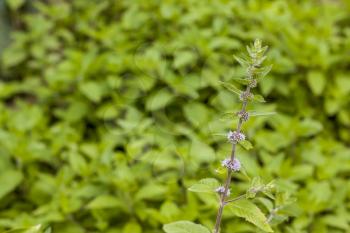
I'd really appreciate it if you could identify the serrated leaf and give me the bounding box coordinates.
[188,178,219,194]
[163,221,210,233]
[229,200,273,232]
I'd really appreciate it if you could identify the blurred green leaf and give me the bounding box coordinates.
[3,225,44,233]
[163,221,210,233]
[6,0,25,11]
[239,140,253,150]
[188,178,219,194]
[87,195,123,209]
[307,71,326,96]
[0,170,23,200]
[146,89,174,111]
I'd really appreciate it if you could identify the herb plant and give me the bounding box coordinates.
[164,40,285,233]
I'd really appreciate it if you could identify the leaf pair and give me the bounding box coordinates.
[187,178,274,232]
[220,110,276,120]
[163,201,273,233]
[220,81,266,103]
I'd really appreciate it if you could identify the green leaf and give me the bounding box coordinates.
[215,166,227,175]
[231,77,251,85]
[233,55,249,67]
[163,221,211,233]
[0,169,23,200]
[297,119,323,137]
[239,140,253,150]
[86,195,123,209]
[188,178,219,194]
[2,47,26,67]
[146,89,174,111]
[219,111,238,121]
[335,74,350,94]
[246,177,275,199]
[123,221,142,233]
[275,192,296,207]
[256,65,272,79]
[229,200,273,232]
[183,102,209,127]
[6,0,25,11]
[219,81,242,95]
[322,215,349,230]
[79,81,106,102]
[246,177,263,199]
[307,71,326,96]
[249,111,276,117]
[251,94,266,103]
[3,225,44,233]
[173,51,197,69]
[189,140,216,163]
[135,183,167,201]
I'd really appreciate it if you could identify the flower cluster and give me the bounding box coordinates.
[249,79,257,88]
[227,130,245,143]
[239,90,253,101]
[215,186,230,196]
[237,110,249,121]
[221,158,241,172]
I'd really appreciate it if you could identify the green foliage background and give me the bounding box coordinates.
[1,0,350,232]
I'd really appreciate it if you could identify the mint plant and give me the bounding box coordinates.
[163,40,286,233]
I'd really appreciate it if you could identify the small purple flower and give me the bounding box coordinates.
[227,130,245,143]
[221,158,241,172]
[215,186,230,196]
[239,91,252,101]
[237,110,249,121]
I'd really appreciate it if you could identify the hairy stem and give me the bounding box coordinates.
[213,86,251,233]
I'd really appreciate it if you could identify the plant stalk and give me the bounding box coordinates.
[213,86,251,233]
